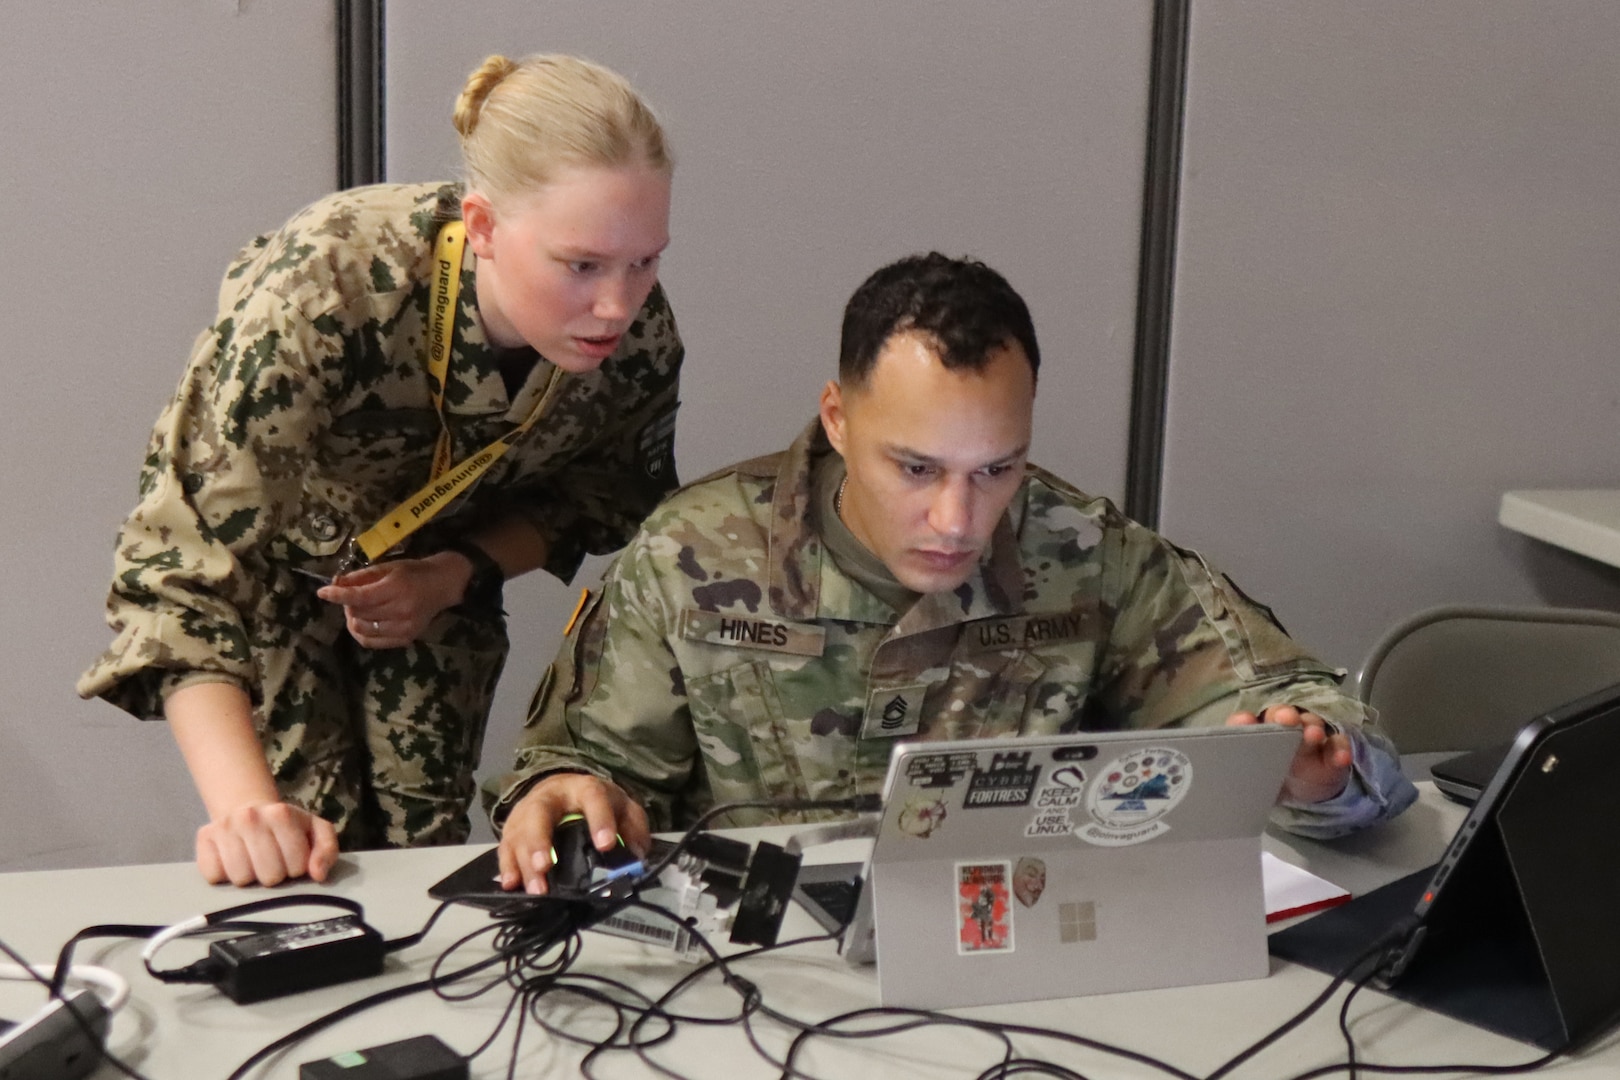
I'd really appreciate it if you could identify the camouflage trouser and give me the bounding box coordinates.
[251,598,508,850]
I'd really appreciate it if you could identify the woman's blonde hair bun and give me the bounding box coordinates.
[454,53,671,202]
[453,54,521,138]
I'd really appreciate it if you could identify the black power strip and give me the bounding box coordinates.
[0,989,109,1080]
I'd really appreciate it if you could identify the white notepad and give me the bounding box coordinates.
[1262,852,1350,922]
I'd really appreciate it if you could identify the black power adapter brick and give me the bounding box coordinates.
[209,914,386,1004]
[299,1035,467,1080]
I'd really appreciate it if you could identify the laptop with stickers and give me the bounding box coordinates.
[804,724,1300,1009]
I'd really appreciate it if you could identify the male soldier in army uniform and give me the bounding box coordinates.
[487,252,1416,894]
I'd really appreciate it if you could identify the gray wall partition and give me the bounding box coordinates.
[1159,0,1620,672]
[20,1,1611,874]
[383,0,1157,840]
[0,2,337,871]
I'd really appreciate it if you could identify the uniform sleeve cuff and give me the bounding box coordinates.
[159,670,250,702]
[1271,725,1419,839]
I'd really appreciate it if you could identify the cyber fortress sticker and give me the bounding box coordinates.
[1077,746,1192,847]
[963,751,1041,809]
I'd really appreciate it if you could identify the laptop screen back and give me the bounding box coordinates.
[860,725,1299,1009]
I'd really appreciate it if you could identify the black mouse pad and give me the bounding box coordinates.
[1269,867,1564,1049]
[427,847,507,907]
[427,841,679,909]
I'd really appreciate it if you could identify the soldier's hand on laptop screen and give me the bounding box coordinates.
[498,773,652,895]
[1226,705,1352,804]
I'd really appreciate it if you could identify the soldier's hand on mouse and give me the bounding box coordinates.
[498,773,651,895]
[1226,704,1352,804]
[318,550,475,648]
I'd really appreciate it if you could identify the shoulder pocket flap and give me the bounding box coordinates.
[1174,548,1322,680]
[678,608,825,657]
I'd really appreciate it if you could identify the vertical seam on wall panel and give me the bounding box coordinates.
[1124,0,1191,528]
[336,0,386,189]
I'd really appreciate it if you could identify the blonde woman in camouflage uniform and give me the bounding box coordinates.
[488,253,1416,895]
[80,55,683,887]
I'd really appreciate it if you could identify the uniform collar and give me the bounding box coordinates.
[442,250,561,421]
[766,419,1027,628]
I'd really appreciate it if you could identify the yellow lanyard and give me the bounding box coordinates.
[350,221,560,565]
[425,221,467,479]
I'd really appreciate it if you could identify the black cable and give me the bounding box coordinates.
[677,935,843,1079]
[677,908,1170,1080]
[527,973,669,1047]
[389,806,1488,1080]
[455,835,1337,1080]
[380,896,457,953]
[1204,917,1421,1080]
[603,896,1180,1080]
[225,971,454,1080]
[144,894,446,989]
[409,794,879,1079]
[444,902,687,1080]
[777,1007,1201,1080]
[636,794,881,886]
[50,924,164,996]
[223,931,525,1080]
[50,919,294,991]
[459,971,528,1064]
[225,899,579,1080]
[436,892,762,1080]
[585,819,1195,1080]
[547,979,665,1080]
[631,921,853,1079]
[1338,967,1364,1080]
[978,1062,1096,1080]
[1273,958,1563,1080]
[1281,1052,1563,1080]
[432,897,603,1078]
[771,1010,1019,1080]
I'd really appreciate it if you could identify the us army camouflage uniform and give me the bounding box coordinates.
[490,422,1415,839]
[79,182,683,849]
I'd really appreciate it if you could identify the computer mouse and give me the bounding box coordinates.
[548,814,644,894]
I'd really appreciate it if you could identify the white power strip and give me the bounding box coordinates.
[585,863,731,961]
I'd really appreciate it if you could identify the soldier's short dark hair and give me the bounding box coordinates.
[838,252,1040,388]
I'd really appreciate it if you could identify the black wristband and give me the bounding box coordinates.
[441,537,505,612]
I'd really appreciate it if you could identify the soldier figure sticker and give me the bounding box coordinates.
[956,861,1014,954]
[1077,746,1192,847]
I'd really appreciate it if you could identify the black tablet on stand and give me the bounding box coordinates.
[1271,681,1620,1052]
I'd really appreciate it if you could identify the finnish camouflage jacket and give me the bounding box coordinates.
[492,421,1415,838]
[80,182,683,718]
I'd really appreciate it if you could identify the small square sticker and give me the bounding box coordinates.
[956,861,1014,954]
[1058,900,1097,943]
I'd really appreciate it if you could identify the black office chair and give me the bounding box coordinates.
[1354,604,1620,754]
